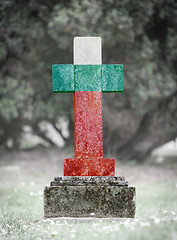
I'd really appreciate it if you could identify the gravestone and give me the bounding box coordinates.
[44,37,136,218]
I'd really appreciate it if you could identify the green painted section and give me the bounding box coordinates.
[102,64,123,92]
[52,64,74,92]
[52,64,123,92]
[74,65,102,91]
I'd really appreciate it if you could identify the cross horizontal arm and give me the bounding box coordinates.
[102,64,123,92]
[52,64,74,93]
[52,64,123,92]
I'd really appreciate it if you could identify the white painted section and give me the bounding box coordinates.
[74,37,102,65]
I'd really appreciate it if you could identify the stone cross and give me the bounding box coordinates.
[44,38,135,219]
[52,37,123,176]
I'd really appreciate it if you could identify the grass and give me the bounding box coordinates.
[0,179,177,240]
[0,147,177,239]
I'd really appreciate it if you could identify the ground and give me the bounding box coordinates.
[0,147,177,240]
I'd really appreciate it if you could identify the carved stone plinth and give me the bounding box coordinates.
[44,177,136,218]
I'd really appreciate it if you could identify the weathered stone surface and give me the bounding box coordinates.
[44,176,136,218]
[51,176,128,186]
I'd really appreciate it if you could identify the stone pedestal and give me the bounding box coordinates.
[44,176,136,218]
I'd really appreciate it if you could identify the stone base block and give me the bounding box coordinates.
[44,177,136,218]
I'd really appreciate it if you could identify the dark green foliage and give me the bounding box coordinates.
[0,0,176,160]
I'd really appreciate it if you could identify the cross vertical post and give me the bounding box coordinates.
[64,37,114,176]
[74,37,103,160]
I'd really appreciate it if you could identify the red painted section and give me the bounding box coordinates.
[74,91,103,159]
[63,91,115,176]
[64,158,115,176]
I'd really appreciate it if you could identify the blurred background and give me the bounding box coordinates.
[1,2,177,237]
[0,0,177,164]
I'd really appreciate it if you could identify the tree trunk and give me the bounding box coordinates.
[103,90,177,161]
